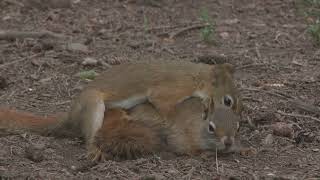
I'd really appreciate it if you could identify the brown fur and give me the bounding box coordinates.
[90,96,242,161]
[64,61,237,147]
[93,108,166,161]
[0,108,58,134]
[0,61,243,161]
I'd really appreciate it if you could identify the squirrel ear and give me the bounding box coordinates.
[222,63,235,74]
[211,63,235,74]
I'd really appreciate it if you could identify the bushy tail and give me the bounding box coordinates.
[0,108,61,135]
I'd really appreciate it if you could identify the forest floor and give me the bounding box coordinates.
[0,0,320,179]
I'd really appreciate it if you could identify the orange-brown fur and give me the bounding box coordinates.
[92,108,166,161]
[0,108,57,133]
[0,61,243,161]
[64,61,236,147]
[90,96,243,161]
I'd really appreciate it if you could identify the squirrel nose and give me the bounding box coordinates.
[223,137,233,148]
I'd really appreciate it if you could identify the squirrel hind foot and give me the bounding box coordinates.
[87,145,112,162]
[87,145,104,162]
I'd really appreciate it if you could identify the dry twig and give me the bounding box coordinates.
[236,63,268,70]
[276,110,320,123]
[3,0,24,7]
[241,87,294,99]
[0,53,40,69]
[288,99,320,116]
[157,23,210,39]
[145,22,203,33]
[0,30,66,41]
[183,166,195,180]
[255,43,262,60]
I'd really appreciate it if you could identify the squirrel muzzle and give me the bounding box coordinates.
[208,105,240,151]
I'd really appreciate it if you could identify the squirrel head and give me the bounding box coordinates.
[202,63,243,151]
[204,105,241,152]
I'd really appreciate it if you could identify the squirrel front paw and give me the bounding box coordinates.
[87,145,111,162]
[201,98,212,120]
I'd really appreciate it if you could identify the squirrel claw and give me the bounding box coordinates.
[87,146,106,162]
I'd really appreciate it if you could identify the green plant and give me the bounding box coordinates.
[143,13,149,35]
[77,70,98,80]
[296,0,320,45]
[199,8,215,43]
[297,0,320,17]
[308,20,320,44]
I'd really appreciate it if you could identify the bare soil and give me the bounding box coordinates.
[0,0,320,179]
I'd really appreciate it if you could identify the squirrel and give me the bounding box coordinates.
[91,96,243,161]
[0,60,243,161]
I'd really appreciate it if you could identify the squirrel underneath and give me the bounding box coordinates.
[0,60,245,161]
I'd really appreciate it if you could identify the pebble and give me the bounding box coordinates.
[82,57,98,66]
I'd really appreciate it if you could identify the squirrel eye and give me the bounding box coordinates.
[223,95,233,107]
[208,121,216,134]
[202,108,208,120]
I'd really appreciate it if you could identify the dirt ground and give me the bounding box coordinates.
[0,0,320,179]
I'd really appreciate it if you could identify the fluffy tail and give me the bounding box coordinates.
[0,108,61,135]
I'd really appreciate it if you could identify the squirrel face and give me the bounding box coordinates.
[200,95,241,152]
[201,63,242,152]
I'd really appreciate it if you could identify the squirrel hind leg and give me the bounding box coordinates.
[67,89,106,145]
[82,100,105,146]
[91,108,163,161]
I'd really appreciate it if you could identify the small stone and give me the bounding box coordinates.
[97,28,107,36]
[267,173,276,177]
[312,148,319,152]
[66,43,89,53]
[219,32,230,39]
[82,57,98,66]
[272,122,294,138]
[98,60,112,68]
[2,15,11,21]
[253,112,276,126]
[30,74,39,80]
[39,77,52,84]
[31,59,43,66]
[167,169,179,174]
[224,18,240,25]
[25,144,45,162]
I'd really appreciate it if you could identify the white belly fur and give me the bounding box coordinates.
[107,95,148,109]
